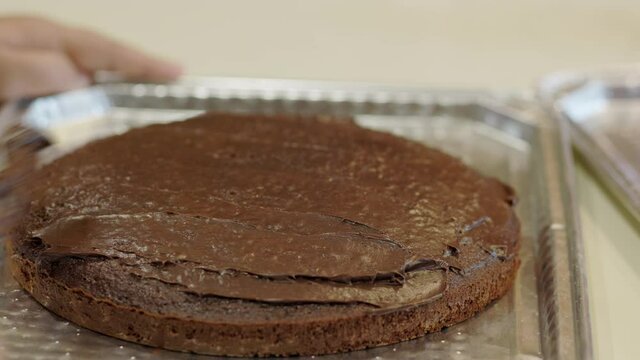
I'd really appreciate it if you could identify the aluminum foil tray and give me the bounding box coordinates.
[540,65,640,222]
[0,78,591,359]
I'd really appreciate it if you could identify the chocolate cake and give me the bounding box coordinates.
[9,112,520,356]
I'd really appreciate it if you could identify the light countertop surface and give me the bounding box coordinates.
[2,1,640,359]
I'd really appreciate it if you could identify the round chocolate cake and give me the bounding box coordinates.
[9,112,520,356]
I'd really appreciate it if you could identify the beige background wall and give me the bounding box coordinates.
[2,1,640,359]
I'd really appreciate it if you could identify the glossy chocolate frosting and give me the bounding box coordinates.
[22,113,519,309]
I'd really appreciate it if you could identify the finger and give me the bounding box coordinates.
[62,27,182,82]
[0,16,64,49]
[0,48,90,100]
[0,16,182,82]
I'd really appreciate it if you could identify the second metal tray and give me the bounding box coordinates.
[540,65,640,222]
[0,78,591,359]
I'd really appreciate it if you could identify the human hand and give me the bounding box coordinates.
[0,16,182,101]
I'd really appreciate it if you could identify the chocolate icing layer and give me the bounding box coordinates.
[22,113,519,309]
[35,213,409,280]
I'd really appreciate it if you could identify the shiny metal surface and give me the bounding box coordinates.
[540,65,640,223]
[0,78,590,359]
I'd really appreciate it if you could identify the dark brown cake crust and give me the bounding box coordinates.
[9,113,520,356]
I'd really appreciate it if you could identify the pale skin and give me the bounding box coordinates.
[0,16,182,101]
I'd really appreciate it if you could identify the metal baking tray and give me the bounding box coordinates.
[539,65,640,222]
[0,78,591,360]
